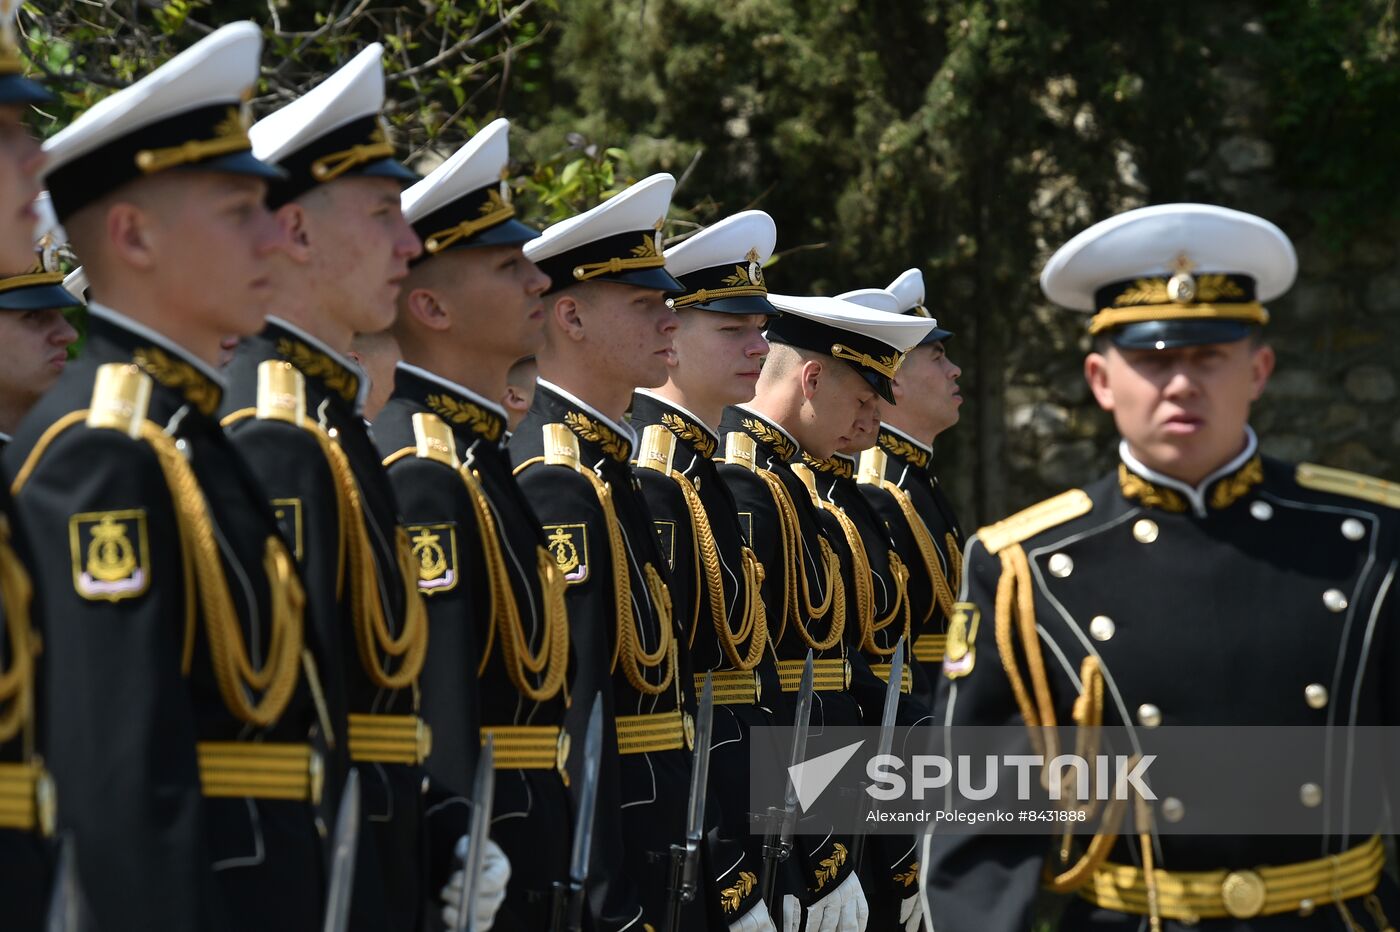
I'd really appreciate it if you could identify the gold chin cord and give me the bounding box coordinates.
[755,468,845,651]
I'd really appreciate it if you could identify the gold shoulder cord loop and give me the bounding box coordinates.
[817,500,911,657]
[13,408,303,727]
[754,468,845,651]
[994,543,1124,895]
[0,514,35,747]
[227,406,427,690]
[671,469,767,670]
[881,480,959,627]
[457,464,568,703]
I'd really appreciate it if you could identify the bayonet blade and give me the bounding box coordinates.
[780,650,816,846]
[684,673,715,846]
[322,768,361,932]
[569,696,605,886]
[456,737,497,932]
[876,636,905,762]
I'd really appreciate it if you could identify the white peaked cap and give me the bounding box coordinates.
[402,117,511,223]
[767,294,936,353]
[886,269,925,314]
[250,43,386,164]
[526,173,674,263]
[835,288,901,315]
[1041,203,1297,312]
[663,209,776,275]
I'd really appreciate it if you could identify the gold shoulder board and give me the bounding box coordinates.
[857,447,887,485]
[723,432,757,471]
[543,423,580,467]
[977,489,1093,555]
[86,363,152,439]
[636,424,675,474]
[790,461,819,498]
[255,360,306,424]
[412,412,459,468]
[1296,463,1400,509]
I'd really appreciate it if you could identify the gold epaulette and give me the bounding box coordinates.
[86,363,152,438]
[856,447,887,485]
[636,424,675,474]
[790,461,819,498]
[722,432,757,471]
[411,412,458,468]
[543,423,580,467]
[977,489,1092,555]
[1296,463,1400,509]
[255,360,305,425]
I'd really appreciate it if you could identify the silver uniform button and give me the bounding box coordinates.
[1341,518,1366,541]
[1300,783,1322,808]
[1137,703,1162,728]
[1048,553,1074,578]
[1161,797,1185,822]
[1322,589,1349,613]
[1249,500,1273,521]
[1132,519,1159,543]
[1304,683,1328,709]
[1089,615,1116,641]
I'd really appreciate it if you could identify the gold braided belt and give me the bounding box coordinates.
[911,633,947,664]
[616,709,687,756]
[0,761,55,835]
[347,713,433,765]
[869,662,912,694]
[696,670,761,706]
[196,742,323,805]
[776,658,850,693]
[1079,835,1384,921]
[482,724,569,775]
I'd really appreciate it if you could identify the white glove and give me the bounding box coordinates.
[728,897,777,932]
[899,892,919,931]
[783,874,866,932]
[440,835,511,930]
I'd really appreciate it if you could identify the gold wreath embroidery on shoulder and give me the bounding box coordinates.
[877,432,930,470]
[564,411,629,461]
[132,347,219,416]
[741,417,796,462]
[275,338,359,404]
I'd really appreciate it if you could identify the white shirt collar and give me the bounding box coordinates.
[1119,426,1259,518]
[266,316,370,413]
[537,378,637,447]
[395,361,508,420]
[633,388,720,445]
[89,302,226,387]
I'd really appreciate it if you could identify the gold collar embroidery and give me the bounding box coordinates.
[275,337,359,405]
[1118,465,1188,513]
[660,411,717,459]
[741,417,797,462]
[878,430,930,471]
[801,452,854,480]
[132,346,221,416]
[564,410,631,462]
[1208,455,1264,510]
[426,393,504,443]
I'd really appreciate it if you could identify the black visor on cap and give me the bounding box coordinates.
[410,184,539,263]
[679,293,778,316]
[0,280,82,312]
[0,73,51,105]
[863,369,896,404]
[1108,317,1255,350]
[264,115,414,209]
[918,326,953,346]
[533,229,682,295]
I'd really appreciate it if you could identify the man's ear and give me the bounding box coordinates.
[105,201,157,272]
[553,294,586,343]
[276,203,313,264]
[404,285,451,332]
[502,384,528,413]
[1084,351,1115,412]
[800,358,823,401]
[1249,343,1276,401]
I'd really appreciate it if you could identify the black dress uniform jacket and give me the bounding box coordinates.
[925,433,1400,931]
[0,443,51,931]
[3,306,323,932]
[374,364,574,931]
[630,390,774,926]
[714,406,859,905]
[510,380,700,932]
[857,426,963,715]
[222,318,461,932]
[801,452,930,926]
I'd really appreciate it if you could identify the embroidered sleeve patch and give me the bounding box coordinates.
[543,523,589,584]
[270,497,304,562]
[69,509,151,601]
[653,519,676,572]
[943,602,980,679]
[407,522,459,595]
